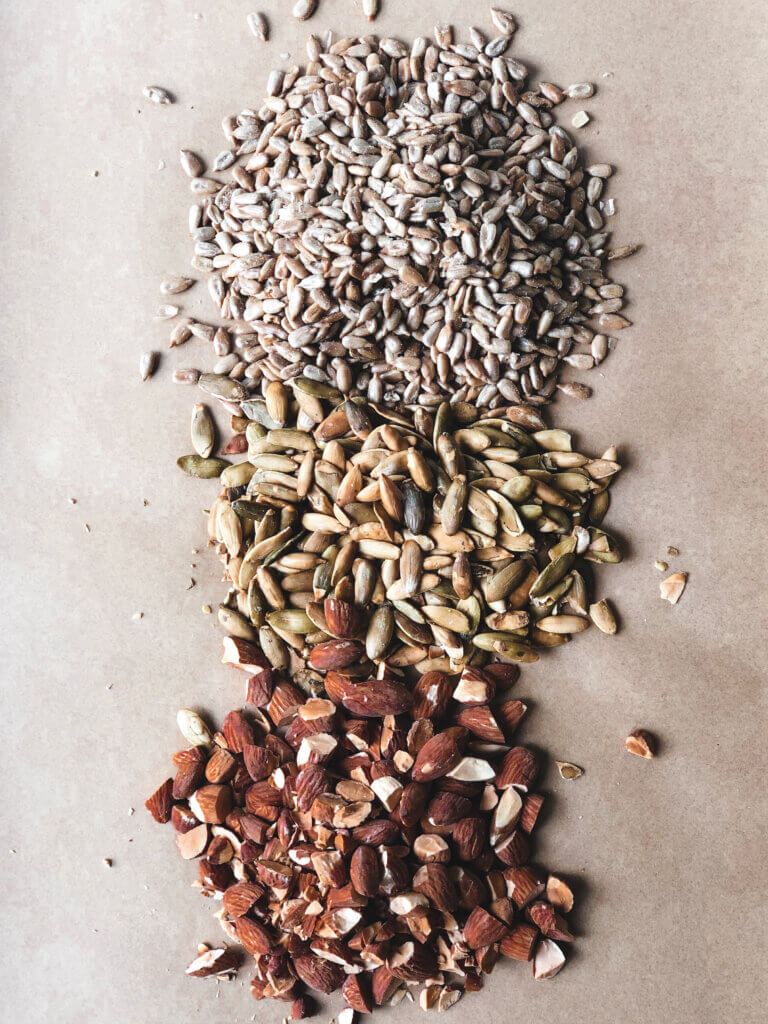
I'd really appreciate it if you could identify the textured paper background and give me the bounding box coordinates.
[1,2,766,1022]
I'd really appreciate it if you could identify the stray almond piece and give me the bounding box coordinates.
[555,760,583,780]
[533,938,566,979]
[437,986,462,1011]
[291,995,314,1019]
[185,946,240,977]
[175,822,208,859]
[145,778,174,823]
[546,875,575,913]
[625,728,655,758]
[660,571,687,604]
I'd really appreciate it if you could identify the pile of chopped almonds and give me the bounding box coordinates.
[147,675,574,1014]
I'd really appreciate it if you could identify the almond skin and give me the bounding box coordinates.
[411,670,453,718]
[342,974,373,1013]
[341,680,413,717]
[411,731,464,782]
[145,778,174,823]
[350,844,381,897]
[495,746,538,790]
[527,900,574,941]
[309,638,365,670]
[500,923,539,961]
[463,906,509,948]
[293,953,345,994]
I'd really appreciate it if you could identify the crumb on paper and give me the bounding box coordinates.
[660,571,687,605]
[666,545,680,557]
[202,604,213,615]
[103,857,113,868]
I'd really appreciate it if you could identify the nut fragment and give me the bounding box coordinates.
[625,729,655,759]
[659,571,687,604]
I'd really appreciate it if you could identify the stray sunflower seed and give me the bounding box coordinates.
[292,0,317,21]
[246,11,268,41]
[160,276,195,295]
[139,351,158,382]
[143,85,173,105]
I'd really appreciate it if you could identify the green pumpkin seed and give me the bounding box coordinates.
[266,609,314,633]
[484,559,530,603]
[366,604,394,660]
[220,461,256,488]
[177,454,229,478]
[529,552,575,599]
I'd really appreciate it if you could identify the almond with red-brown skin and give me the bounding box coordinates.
[199,857,232,891]
[309,639,365,671]
[495,828,530,868]
[342,680,412,718]
[342,973,373,1013]
[223,881,264,917]
[221,636,269,673]
[504,865,547,908]
[264,733,294,764]
[412,863,458,912]
[350,845,381,897]
[483,663,520,688]
[527,901,574,941]
[171,803,198,833]
[456,705,506,743]
[323,597,359,639]
[246,779,283,808]
[293,953,345,994]
[475,943,500,974]
[239,813,269,845]
[353,819,401,845]
[175,822,208,859]
[395,781,428,828]
[324,671,356,705]
[221,433,248,455]
[500,922,539,960]
[243,744,276,782]
[267,682,304,727]
[451,866,485,910]
[328,883,368,911]
[625,728,655,758]
[388,940,437,982]
[206,835,234,865]
[463,906,509,948]
[453,816,487,861]
[411,730,464,782]
[245,667,274,706]
[291,995,315,1019]
[205,745,237,783]
[311,849,348,888]
[426,790,472,826]
[495,699,527,739]
[189,783,232,824]
[257,859,293,889]
[295,765,331,811]
[520,793,545,834]
[489,896,516,925]
[239,840,260,863]
[496,746,538,791]
[234,915,274,955]
[411,671,453,719]
[222,709,254,752]
[371,965,401,1005]
[172,747,207,799]
[145,777,174,823]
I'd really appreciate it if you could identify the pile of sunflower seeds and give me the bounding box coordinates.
[173,12,638,410]
[179,381,621,688]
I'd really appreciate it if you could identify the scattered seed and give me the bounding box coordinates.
[566,82,594,99]
[625,729,655,759]
[140,351,158,382]
[362,0,379,20]
[555,761,583,780]
[589,598,617,634]
[571,111,590,128]
[179,149,204,178]
[292,0,317,21]
[160,276,195,295]
[654,559,668,572]
[143,85,174,105]
[246,11,268,41]
[659,571,687,605]
[666,545,679,557]
[154,304,180,320]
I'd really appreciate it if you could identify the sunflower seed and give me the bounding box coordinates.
[246,11,268,41]
[143,85,173,105]
[140,352,158,382]
[191,403,215,458]
[292,0,317,21]
[160,276,195,295]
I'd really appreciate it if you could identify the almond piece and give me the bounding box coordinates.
[520,792,545,833]
[412,731,464,782]
[221,636,269,673]
[625,728,655,758]
[342,973,373,1013]
[527,901,574,941]
[413,863,458,912]
[185,946,240,977]
[293,953,345,994]
[546,875,575,913]
[145,778,174,823]
[455,705,506,742]
[222,881,264,917]
[504,865,546,908]
[234,916,274,955]
[495,746,538,790]
[175,822,208,859]
[413,834,451,863]
[411,670,453,718]
[463,906,509,948]
[500,922,539,961]
[533,938,566,979]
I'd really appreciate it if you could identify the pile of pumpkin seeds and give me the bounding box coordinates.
[179,379,621,689]
[169,11,638,410]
